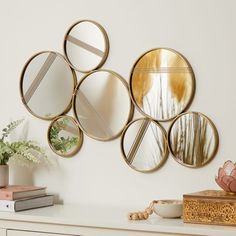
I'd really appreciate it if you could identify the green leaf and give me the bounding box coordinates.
[0,119,47,166]
[1,119,24,141]
[49,118,79,154]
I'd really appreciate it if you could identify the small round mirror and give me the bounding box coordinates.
[64,20,109,73]
[121,118,168,173]
[130,48,195,121]
[20,51,76,120]
[168,112,219,168]
[48,116,83,157]
[73,70,133,141]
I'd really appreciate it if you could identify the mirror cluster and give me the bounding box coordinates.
[20,20,219,170]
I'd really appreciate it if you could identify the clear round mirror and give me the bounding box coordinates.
[73,70,133,141]
[64,20,109,73]
[130,48,195,121]
[20,51,76,120]
[121,118,168,173]
[168,112,219,168]
[48,116,83,157]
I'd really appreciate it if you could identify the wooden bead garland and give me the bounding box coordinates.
[128,200,158,220]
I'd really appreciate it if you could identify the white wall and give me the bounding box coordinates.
[0,0,235,208]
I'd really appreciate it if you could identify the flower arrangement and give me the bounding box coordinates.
[215,160,236,193]
[0,119,47,166]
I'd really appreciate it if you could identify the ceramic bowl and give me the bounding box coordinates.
[215,160,236,194]
[153,200,183,218]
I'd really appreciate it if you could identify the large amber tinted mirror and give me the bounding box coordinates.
[20,51,76,120]
[130,48,195,121]
[121,118,168,173]
[64,20,109,73]
[48,116,83,157]
[73,70,133,141]
[168,112,219,168]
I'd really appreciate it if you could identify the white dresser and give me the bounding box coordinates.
[0,204,235,236]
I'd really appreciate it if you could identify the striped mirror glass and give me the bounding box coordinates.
[48,116,83,157]
[121,118,168,172]
[130,48,195,121]
[64,20,109,73]
[20,51,76,120]
[73,70,133,141]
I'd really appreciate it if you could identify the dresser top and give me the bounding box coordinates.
[0,204,235,236]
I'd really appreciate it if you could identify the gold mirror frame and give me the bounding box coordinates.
[72,69,134,141]
[167,111,219,168]
[129,48,196,122]
[63,19,109,73]
[47,115,83,157]
[20,51,77,121]
[120,118,169,173]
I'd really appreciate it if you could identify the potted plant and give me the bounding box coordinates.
[0,119,47,187]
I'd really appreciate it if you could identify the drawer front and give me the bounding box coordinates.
[0,229,6,236]
[7,230,74,236]
[7,228,191,236]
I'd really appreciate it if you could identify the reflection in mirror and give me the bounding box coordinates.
[130,48,195,121]
[64,20,109,73]
[168,112,219,168]
[20,51,76,120]
[121,118,168,173]
[73,70,133,141]
[48,116,83,157]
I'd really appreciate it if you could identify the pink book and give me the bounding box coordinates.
[0,185,46,200]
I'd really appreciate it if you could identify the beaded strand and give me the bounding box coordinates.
[128,200,158,220]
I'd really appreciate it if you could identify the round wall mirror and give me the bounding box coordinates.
[48,116,83,157]
[64,20,109,73]
[168,112,219,168]
[73,70,133,141]
[121,118,168,173]
[130,48,195,121]
[20,51,76,120]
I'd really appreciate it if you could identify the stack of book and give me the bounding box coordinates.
[0,185,54,212]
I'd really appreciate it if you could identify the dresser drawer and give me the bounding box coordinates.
[0,229,6,236]
[6,229,190,236]
[7,230,75,236]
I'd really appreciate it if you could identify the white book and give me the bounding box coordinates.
[0,195,54,212]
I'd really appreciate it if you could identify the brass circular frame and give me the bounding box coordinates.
[120,117,169,173]
[129,48,196,122]
[20,51,77,121]
[72,69,134,141]
[47,115,83,158]
[167,111,219,168]
[63,19,109,73]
